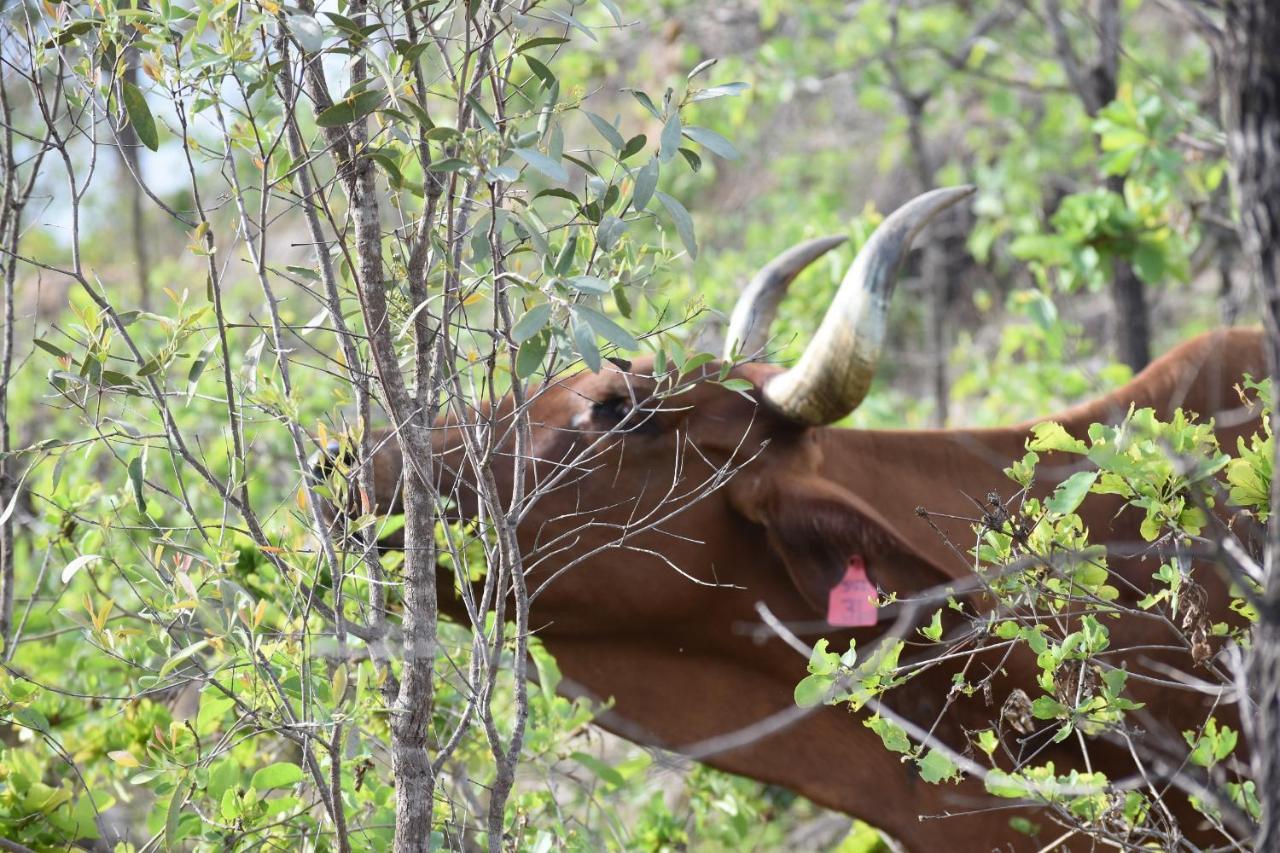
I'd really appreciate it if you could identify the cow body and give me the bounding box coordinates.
[334,326,1265,850]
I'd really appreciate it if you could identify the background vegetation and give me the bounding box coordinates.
[0,0,1273,850]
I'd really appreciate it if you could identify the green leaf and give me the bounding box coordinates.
[61,553,101,584]
[524,55,556,89]
[806,638,838,675]
[424,126,462,143]
[1046,470,1098,516]
[207,758,239,802]
[33,339,69,359]
[220,787,240,820]
[864,714,912,754]
[1132,242,1166,284]
[687,58,718,80]
[514,147,568,183]
[622,88,661,119]
[515,36,571,53]
[916,749,959,784]
[159,639,208,678]
[1028,422,1087,454]
[315,90,383,128]
[656,191,697,258]
[466,95,498,134]
[570,751,625,788]
[919,609,943,641]
[427,158,469,173]
[1031,696,1067,719]
[516,331,549,379]
[620,134,647,160]
[512,304,551,344]
[164,784,186,850]
[529,641,562,703]
[793,672,833,708]
[678,147,702,173]
[129,453,147,513]
[187,338,218,402]
[249,762,305,791]
[122,81,159,151]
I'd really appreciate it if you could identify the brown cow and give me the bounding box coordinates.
[316,188,1266,850]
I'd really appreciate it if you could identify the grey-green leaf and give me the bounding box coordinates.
[585,111,625,152]
[659,113,682,163]
[288,14,325,52]
[572,315,601,372]
[682,126,738,159]
[597,215,627,251]
[656,191,697,258]
[688,82,750,102]
[632,158,658,211]
[566,275,610,294]
[514,147,568,183]
[512,303,551,344]
[576,305,639,349]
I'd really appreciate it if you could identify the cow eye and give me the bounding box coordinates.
[591,395,632,425]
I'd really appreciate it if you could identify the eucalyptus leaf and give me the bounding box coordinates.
[121,82,159,151]
[632,158,659,211]
[315,90,383,128]
[576,305,638,349]
[659,113,682,163]
[512,303,551,344]
[682,126,738,159]
[585,111,625,152]
[287,14,325,52]
[656,191,697,258]
[572,315,601,372]
[567,275,611,294]
[514,148,568,183]
[516,331,549,379]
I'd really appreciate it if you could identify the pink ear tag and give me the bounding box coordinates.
[827,555,878,627]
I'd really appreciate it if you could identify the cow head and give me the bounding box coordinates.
[314,187,974,638]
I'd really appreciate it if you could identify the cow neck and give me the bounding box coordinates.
[809,328,1264,584]
[814,424,1030,582]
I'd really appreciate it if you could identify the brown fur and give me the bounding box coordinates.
[332,327,1267,850]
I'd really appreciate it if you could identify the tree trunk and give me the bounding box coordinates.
[1046,0,1152,370]
[1096,2,1150,372]
[119,39,150,310]
[1108,172,1152,372]
[1219,1,1280,848]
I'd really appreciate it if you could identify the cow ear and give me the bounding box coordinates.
[727,472,948,617]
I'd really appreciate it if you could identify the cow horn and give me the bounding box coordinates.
[722,235,848,360]
[762,185,975,426]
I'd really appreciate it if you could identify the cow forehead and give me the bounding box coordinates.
[555,354,786,398]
